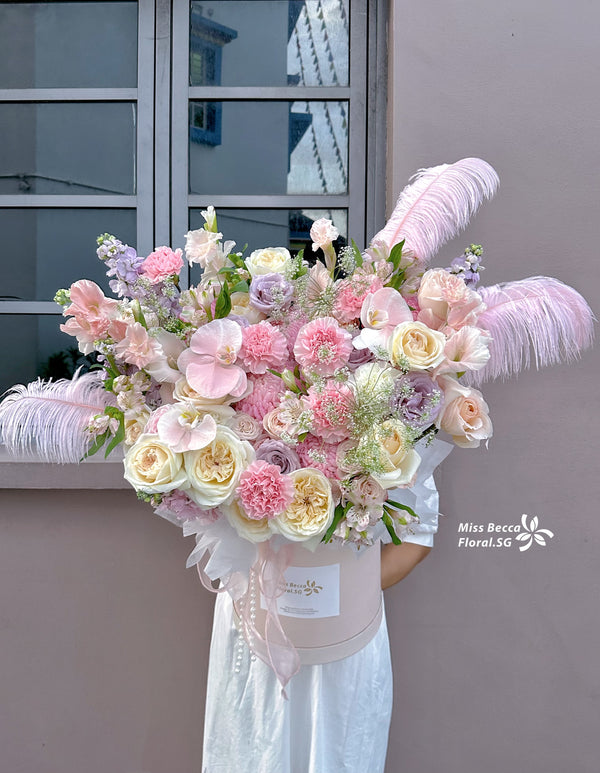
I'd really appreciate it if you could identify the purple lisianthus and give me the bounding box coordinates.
[255,438,301,474]
[391,372,444,428]
[249,273,294,313]
[347,340,375,370]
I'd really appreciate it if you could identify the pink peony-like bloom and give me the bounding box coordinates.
[296,435,341,480]
[293,317,353,376]
[306,381,354,441]
[141,246,184,283]
[236,373,285,421]
[114,321,162,368]
[177,318,247,400]
[60,279,119,354]
[333,274,383,324]
[239,321,288,375]
[156,489,219,524]
[237,460,294,519]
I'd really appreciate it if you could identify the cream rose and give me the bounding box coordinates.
[228,412,264,441]
[173,376,251,409]
[245,247,292,277]
[123,434,188,493]
[124,408,151,446]
[272,468,335,541]
[366,420,422,489]
[184,425,255,507]
[435,375,493,448]
[389,321,446,370]
[221,499,272,543]
[230,291,265,323]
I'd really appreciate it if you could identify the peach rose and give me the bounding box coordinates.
[435,375,493,448]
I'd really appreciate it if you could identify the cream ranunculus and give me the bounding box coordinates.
[389,321,446,371]
[221,499,272,543]
[366,420,422,489]
[123,434,189,493]
[245,247,292,277]
[435,375,493,448]
[184,425,255,507]
[272,468,334,541]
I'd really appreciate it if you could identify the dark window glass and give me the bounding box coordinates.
[0,209,137,302]
[0,2,138,89]
[188,101,348,195]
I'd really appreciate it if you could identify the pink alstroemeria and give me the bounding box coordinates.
[353,287,413,352]
[114,321,162,368]
[177,318,247,399]
[60,279,119,354]
[157,404,217,453]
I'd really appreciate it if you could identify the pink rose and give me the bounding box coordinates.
[435,375,493,448]
[141,246,184,283]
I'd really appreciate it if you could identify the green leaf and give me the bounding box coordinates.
[82,430,109,460]
[105,416,125,458]
[104,405,124,420]
[350,238,364,268]
[131,299,147,329]
[385,499,419,520]
[382,512,402,545]
[214,282,232,319]
[230,280,249,294]
[322,504,347,543]
[389,240,405,272]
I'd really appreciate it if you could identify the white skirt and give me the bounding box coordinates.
[201,592,393,773]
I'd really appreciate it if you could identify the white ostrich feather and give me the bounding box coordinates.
[372,158,499,262]
[465,276,596,386]
[0,371,110,463]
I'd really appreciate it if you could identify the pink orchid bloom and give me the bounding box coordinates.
[157,405,217,453]
[353,287,413,351]
[177,318,247,399]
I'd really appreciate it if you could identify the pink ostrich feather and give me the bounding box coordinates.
[0,370,111,463]
[372,158,499,262]
[465,276,596,386]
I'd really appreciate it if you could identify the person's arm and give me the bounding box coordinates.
[381,542,432,590]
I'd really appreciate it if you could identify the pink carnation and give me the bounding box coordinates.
[293,317,353,376]
[334,275,383,324]
[237,460,294,519]
[240,321,288,374]
[307,381,354,441]
[142,246,184,283]
[296,435,341,480]
[236,373,285,421]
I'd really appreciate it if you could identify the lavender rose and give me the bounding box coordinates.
[249,273,294,313]
[255,438,301,474]
[391,372,444,428]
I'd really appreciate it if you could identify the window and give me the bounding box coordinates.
[0,0,387,392]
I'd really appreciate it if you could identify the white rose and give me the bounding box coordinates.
[123,434,189,493]
[365,420,422,489]
[221,499,272,543]
[272,468,335,541]
[245,247,292,277]
[227,412,264,441]
[389,321,446,370]
[184,425,255,507]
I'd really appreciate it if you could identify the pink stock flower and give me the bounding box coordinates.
[141,246,184,283]
[237,373,285,421]
[114,321,162,368]
[306,381,354,441]
[60,279,119,354]
[177,318,247,400]
[239,321,288,374]
[293,317,353,376]
[237,460,294,519]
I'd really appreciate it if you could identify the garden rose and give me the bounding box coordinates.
[435,375,493,448]
[123,434,188,493]
[389,321,446,370]
[245,247,292,277]
[272,468,335,541]
[221,499,272,543]
[184,425,255,507]
[365,420,422,489]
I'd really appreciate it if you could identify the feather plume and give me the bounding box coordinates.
[465,276,595,386]
[0,371,111,463]
[372,158,499,262]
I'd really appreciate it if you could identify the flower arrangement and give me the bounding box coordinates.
[0,158,594,689]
